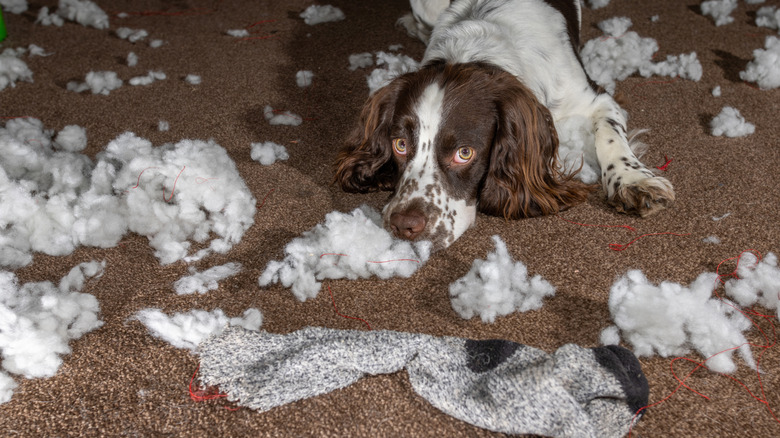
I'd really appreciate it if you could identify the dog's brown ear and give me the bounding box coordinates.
[479,74,593,218]
[334,80,403,193]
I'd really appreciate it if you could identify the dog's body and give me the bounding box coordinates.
[336,0,674,250]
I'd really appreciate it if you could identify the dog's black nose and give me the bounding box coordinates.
[389,210,427,240]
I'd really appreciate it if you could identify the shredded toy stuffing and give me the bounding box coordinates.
[296,70,314,87]
[35,6,64,26]
[348,52,373,71]
[115,27,148,43]
[0,260,104,405]
[66,71,123,95]
[184,74,201,85]
[126,52,138,67]
[129,70,166,86]
[263,105,303,126]
[259,205,432,301]
[0,371,16,404]
[57,0,109,30]
[724,252,780,320]
[299,4,345,26]
[601,269,756,374]
[148,39,164,49]
[449,235,555,323]
[581,17,702,95]
[174,262,242,295]
[158,121,169,132]
[712,85,722,96]
[587,0,611,9]
[0,48,34,91]
[710,106,755,137]
[700,0,738,26]
[250,141,289,165]
[367,51,420,95]
[54,125,88,152]
[702,235,722,244]
[0,118,257,268]
[740,36,780,89]
[134,308,262,351]
[756,6,779,30]
[226,29,250,38]
[0,0,27,14]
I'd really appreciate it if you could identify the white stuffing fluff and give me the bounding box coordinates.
[348,52,374,71]
[115,27,148,43]
[129,70,166,86]
[148,39,164,49]
[299,4,345,25]
[296,70,314,87]
[27,44,50,57]
[367,51,420,95]
[701,0,738,27]
[449,235,555,323]
[724,252,780,321]
[755,6,779,31]
[0,371,17,404]
[587,0,611,9]
[54,125,87,152]
[66,71,123,95]
[158,120,169,132]
[36,6,64,26]
[0,118,257,268]
[710,106,755,137]
[554,116,601,184]
[184,74,202,85]
[740,36,780,90]
[134,307,262,351]
[173,262,242,295]
[259,205,432,301]
[602,269,756,374]
[712,85,722,96]
[1,0,27,14]
[0,48,34,91]
[581,17,702,95]
[126,52,138,67]
[250,141,289,165]
[263,105,303,126]
[746,0,766,4]
[702,235,722,244]
[57,0,109,30]
[226,29,250,38]
[0,261,104,384]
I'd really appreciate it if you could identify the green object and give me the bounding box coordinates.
[0,6,6,42]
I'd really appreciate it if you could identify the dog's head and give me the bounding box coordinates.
[335,62,591,250]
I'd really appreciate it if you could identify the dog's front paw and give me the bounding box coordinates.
[610,175,675,217]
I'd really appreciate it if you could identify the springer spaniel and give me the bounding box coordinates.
[335,0,675,250]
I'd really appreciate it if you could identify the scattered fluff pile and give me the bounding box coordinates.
[756,6,780,31]
[740,36,780,89]
[0,118,256,268]
[367,51,420,95]
[725,252,780,320]
[0,48,34,91]
[299,4,345,26]
[710,106,755,137]
[449,236,555,323]
[55,0,109,30]
[264,105,303,126]
[581,17,702,94]
[0,261,104,404]
[701,0,738,26]
[67,71,123,95]
[129,70,166,86]
[296,70,314,87]
[250,141,289,165]
[115,27,148,43]
[601,269,756,374]
[0,0,28,14]
[173,262,242,295]
[259,205,432,301]
[134,308,262,351]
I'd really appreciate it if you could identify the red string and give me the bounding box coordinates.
[188,364,227,402]
[130,166,159,190]
[327,285,371,330]
[162,166,186,202]
[655,155,673,171]
[609,232,690,251]
[258,188,275,209]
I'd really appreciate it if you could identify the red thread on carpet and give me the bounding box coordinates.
[258,188,275,209]
[655,155,672,171]
[627,250,780,436]
[328,285,371,330]
[609,232,690,251]
[188,364,227,402]
[162,166,186,202]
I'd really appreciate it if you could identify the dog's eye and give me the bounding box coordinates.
[393,138,407,156]
[453,147,474,164]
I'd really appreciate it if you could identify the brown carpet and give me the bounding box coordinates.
[1,0,779,436]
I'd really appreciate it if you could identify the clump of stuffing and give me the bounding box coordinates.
[129,70,166,86]
[36,6,64,26]
[701,0,737,26]
[135,308,262,351]
[710,106,755,137]
[259,205,432,301]
[66,71,123,95]
[0,0,28,14]
[587,0,611,8]
[0,48,34,91]
[299,4,345,25]
[54,125,87,152]
[226,29,250,37]
[601,269,755,373]
[296,70,314,87]
[740,36,780,89]
[174,262,242,295]
[251,141,289,165]
[581,17,702,94]
[263,105,303,126]
[184,74,201,85]
[0,371,16,404]
[348,52,374,71]
[755,6,779,30]
[449,235,555,323]
[367,51,420,95]
[115,27,148,43]
[554,116,601,184]
[702,235,721,244]
[126,52,138,67]
[0,261,104,388]
[712,85,722,96]
[0,118,257,268]
[57,0,109,30]
[157,121,169,131]
[148,39,164,49]
[724,252,780,320]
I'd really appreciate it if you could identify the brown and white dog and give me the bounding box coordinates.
[335,0,674,250]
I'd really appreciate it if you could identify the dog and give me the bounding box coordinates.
[334,0,675,250]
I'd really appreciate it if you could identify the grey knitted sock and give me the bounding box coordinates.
[198,326,648,437]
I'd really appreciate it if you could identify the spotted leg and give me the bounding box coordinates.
[591,95,675,217]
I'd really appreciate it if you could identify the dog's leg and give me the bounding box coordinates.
[591,95,675,217]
